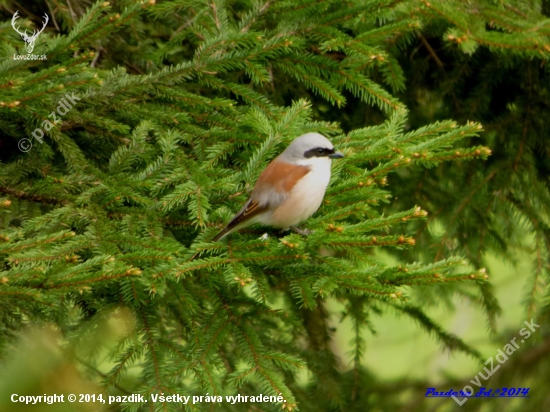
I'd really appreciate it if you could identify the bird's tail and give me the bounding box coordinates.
[188,226,231,262]
[211,227,231,242]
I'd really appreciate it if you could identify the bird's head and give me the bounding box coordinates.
[280,133,344,167]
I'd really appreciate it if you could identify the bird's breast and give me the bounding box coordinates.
[270,160,332,228]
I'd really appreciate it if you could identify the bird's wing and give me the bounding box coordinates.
[211,198,268,241]
[253,160,311,204]
[212,160,311,241]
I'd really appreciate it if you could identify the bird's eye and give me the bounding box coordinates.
[317,148,324,154]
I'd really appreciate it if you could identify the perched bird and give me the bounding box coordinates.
[212,132,344,241]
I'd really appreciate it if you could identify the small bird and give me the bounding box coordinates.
[212,132,344,242]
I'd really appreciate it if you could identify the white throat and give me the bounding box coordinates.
[296,156,332,171]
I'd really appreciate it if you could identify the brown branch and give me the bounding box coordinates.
[0,186,70,206]
[416,31,444,68]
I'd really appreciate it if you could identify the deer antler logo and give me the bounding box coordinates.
[12,11,49,54]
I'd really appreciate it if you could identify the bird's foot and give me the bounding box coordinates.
[290,226,314,236]
[258,233,269,241]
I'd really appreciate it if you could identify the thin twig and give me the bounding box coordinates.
[66,0,77,21]
[45,0,60,32]
[91,47,102,68]
[416,31,444,68]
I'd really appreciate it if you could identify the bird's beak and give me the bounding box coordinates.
[329,151,344,159]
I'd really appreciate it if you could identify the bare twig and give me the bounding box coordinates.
[416,31,444,68]
[91,47,102,67]
[46,0,60,32]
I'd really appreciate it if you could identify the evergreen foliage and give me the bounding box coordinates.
[0,0,548,411]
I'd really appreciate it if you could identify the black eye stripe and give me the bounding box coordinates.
[304,147,335,158]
